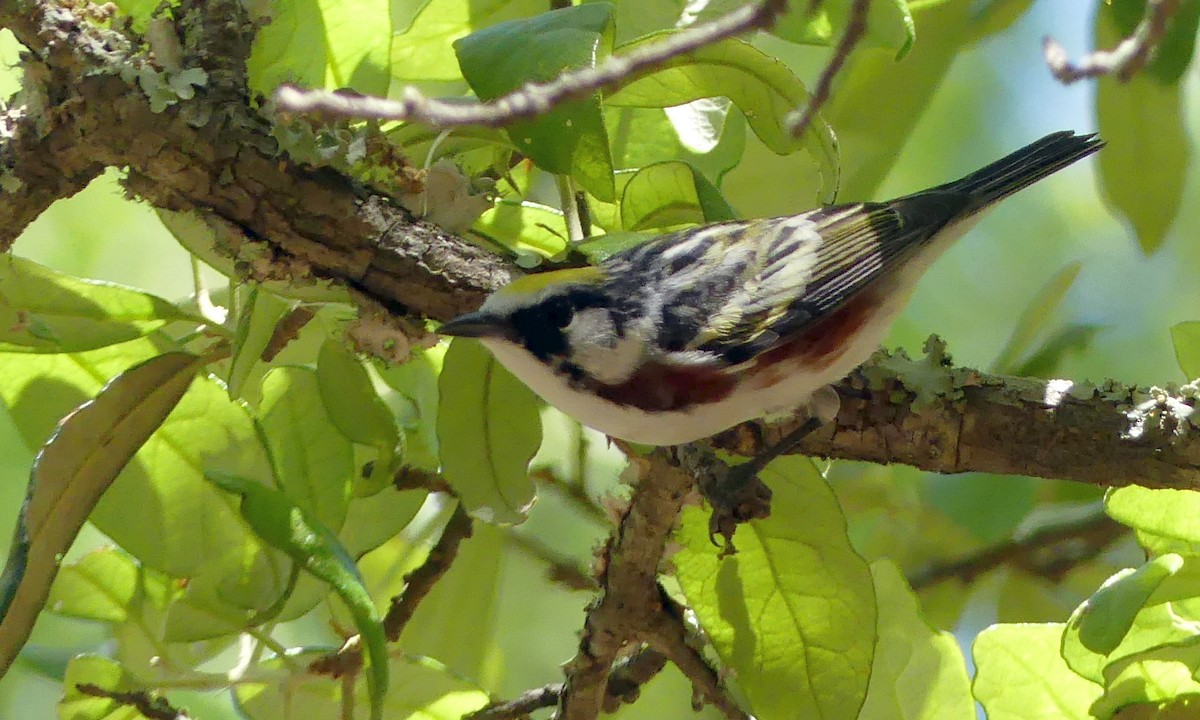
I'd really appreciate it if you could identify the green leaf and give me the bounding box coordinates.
[0,337,173,451]
[829,0,915,58]
[0,255,196,354]
[59,655,143,720]
[605,105,747,185]
[1107,486,1200,556]
[437,340,539,524]
[391,0,547,81]
[90,373,278,581]
[235,650,488,720]
[208,473,389,720]
[972,623,1102,719]
[967,0,1039,41]
[1091,643,1200,718]
[674,456,875,720]
[248,0,391,97]
[473,200,571,260]
[574,230,656,263]
[316,339,400,451]
[1095,4,1190,252]
[819,1,974,200]
[1071,555,1184,656]
[619,161,736,231]
[1171,321,1200,380]
[454,4,617,200]
[607,36,839,201]
[260,366,354,531]
[0,351,203,677]
[858,560,974,719]
[46,548,141,624]
[991,261,1082,374]
[227,285,291,400]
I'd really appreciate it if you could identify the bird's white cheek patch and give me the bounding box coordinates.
[566,309,645,385]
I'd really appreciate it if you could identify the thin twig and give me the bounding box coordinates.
[383,503,473,640]
[1044,0,1184,84]
[786,0,869,139]
[505,529,598,591]
[75,684,189,720]
[909,511,1127,590]
[647,591,749,720]
[274,0,790,128]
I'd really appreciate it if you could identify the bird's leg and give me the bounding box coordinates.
[694,386,840,554]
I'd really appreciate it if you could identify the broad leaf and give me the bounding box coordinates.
[1095,3,1190,252]
[473,200,572,260]
[454,3,616,200]
[437,340,539,525]
[1107,486,1200,556]
[619,161,736,231]
[260,366,354,531]
[0,352,203,676]
[991,261,1083,374]
[674,456,876,720]
[58,655,144,720]
[972,623,1102,719]
[391,0,547,81]
[1171,321,1200,380]
[208,473,389,720]
[608,36,839,202]
[235,650,488,720]
[316,339,400,459]
[248,0,391,97]
[227,286,291,400]
[45,548,142,624]
[0,255,195,354]
[858,561,974,719]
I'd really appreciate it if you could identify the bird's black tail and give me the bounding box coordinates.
[931,131,1104,211]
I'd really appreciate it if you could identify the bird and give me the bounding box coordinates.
[439,131,1103,446]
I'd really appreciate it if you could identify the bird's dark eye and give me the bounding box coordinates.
[545,297,574,328]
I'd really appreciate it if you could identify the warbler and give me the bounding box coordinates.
[440,131,1103,445]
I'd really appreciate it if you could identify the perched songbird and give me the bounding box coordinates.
[440,132,1103,445]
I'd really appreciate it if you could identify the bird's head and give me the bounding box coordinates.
[439,267,643,385]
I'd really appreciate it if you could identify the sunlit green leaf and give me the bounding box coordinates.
[608,36,838,201]
[1107,486,1200,556]
[473,200,571,259]
[1170,321,1200,380]
[46,548,141,624]
[1071,555,1183,656]
[0,352,203,676]
[58,655,143,720]
[260,366,354,531]
[605,105,747,184]
[316,339,400,451]
[455,4,616,200]
[437,340,539,524]
[972,623,1102,719]
[235,650,488,720]
[1095,4,1189,252]
[859,560,974,718]
[248,0,391,97]
[1091,643,1200,718]
[0,255,196,354]
[674,456,875,720]
[391,0,546,81]
[227,285,291,400]
[208,473,388,720]
[619,161,736,231]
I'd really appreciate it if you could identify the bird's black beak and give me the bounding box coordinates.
[438,311,513,340]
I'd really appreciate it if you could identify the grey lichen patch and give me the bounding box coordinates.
[122,62,208,113]
[1123,384,1197,442]
[861,335,962,410]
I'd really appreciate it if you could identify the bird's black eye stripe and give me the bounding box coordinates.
[545,297,574,328]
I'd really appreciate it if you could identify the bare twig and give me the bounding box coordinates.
[75,683,189,720]
[274,0,790,128]
[1044,0,1184,84]
[383,503,473,640]
[647,592,749,720]
[909,511,1127,590]
[505,530,598,591]
[466,648,669,720]
[786,0,869,139]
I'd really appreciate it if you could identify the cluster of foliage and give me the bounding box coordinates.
[0,0,1199,719]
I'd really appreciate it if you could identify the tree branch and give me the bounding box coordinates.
[787,0,868,140]
[383,502,473,641]
[909,511,1127,590]
[273,0,790,128]
[1044,0,1184,84]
